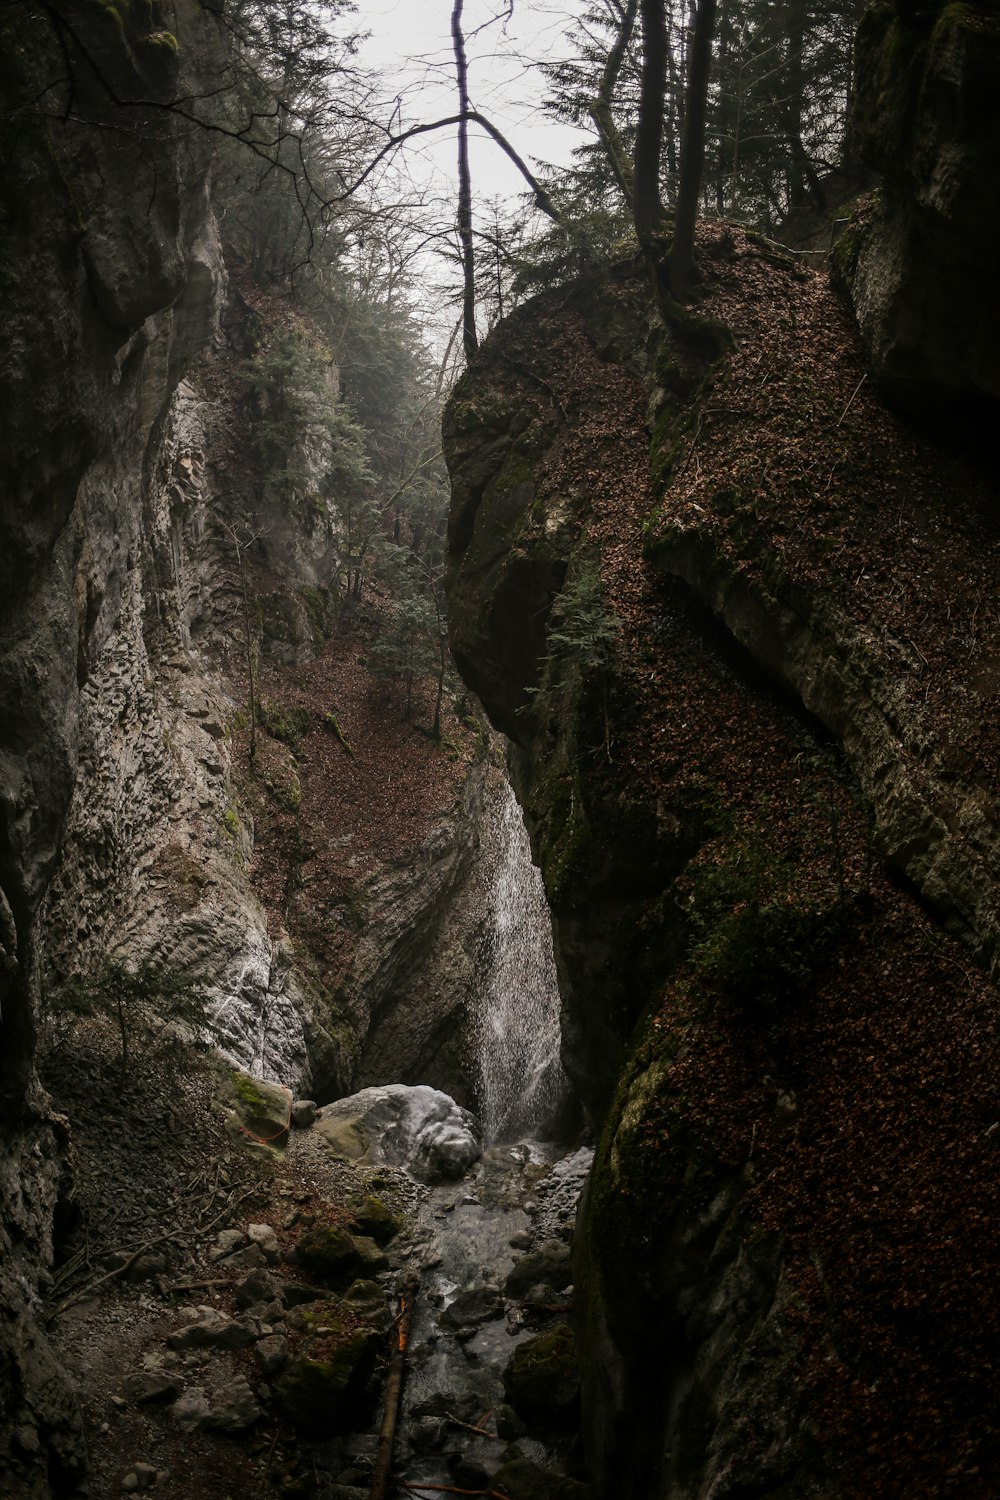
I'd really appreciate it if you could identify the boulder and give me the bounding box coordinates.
[293,1225,387,1287]
[504,1240,572,1301]
[502,1323,580,1427]
[347,1194,401,1245]
[166,1307,257,1351]
[273,1332,379,1436]
[224,1072,290,1154]
[315,1085,481,1183]
[440,1287,505,1329]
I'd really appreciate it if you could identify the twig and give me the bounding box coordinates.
[167,1277,234,1294]
[837,374,867,427]
[443,1412,501,1439]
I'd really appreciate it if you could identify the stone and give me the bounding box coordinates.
[440,1286,505,1329]
[212,1229,244,1259]
[314,1085,482,1183]
[502,1323,580,1427]
[203,1377,262,1433]
[255,1334,289,1378]
[234,1267,282,1311]
[291,1099,317,1129]
[273,1331,380,1437]
[294,1225,386,1286]
[246,1223,280,1262]
[504,1240,572,1301]
[225,1073,291,1154]
[347,1194,401,1245]
[134,1463,158,1489]
[124,1371,183,1405]
[166,1307,257,1351]
[170,1389,211,1434]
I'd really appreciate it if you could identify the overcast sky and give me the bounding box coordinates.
[357,0,587,205]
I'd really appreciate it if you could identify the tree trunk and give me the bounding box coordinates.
[668,0,717,297]
[590,0,639,207]
[634,0,669,255]
[451,0,478,363]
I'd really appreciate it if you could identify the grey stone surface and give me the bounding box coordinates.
[315,1084,483,1183]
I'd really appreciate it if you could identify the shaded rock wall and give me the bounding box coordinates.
[444,237,999,1497]
[834,0,1000,412]
[0,1,225,1491]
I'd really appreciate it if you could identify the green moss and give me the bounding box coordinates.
[502,1322,580,1426]
[257,698,310,748]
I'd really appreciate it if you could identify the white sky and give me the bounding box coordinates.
[356,0,588,207]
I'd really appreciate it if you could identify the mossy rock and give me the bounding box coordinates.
[273,1332,379,1436]
[343,1279,389,1326]
[347,1194,401,1245]
[490,1458,591,1500]
[502,1322,580,1427]
[294,1225,387,1286]
[224,1071,289,1155]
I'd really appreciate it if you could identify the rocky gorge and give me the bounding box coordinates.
[2,0,999,1497]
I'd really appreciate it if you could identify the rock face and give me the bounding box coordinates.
[833,0,1000,412]
[444,233,1000,1497]
[0,2,225,1492]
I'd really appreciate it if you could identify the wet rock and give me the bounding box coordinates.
[502,1323,580,1427]
[440,1286,505,1329]
[496,1403,527,1440]
[315,1085,482,1183]
[504,1240,572,1300]
[509,1230,532,1252]
[450,1455,492,1489]
[123,1370,183,1405]
[491,1457,591,1500]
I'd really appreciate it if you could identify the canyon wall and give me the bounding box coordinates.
[444,228,999,1495]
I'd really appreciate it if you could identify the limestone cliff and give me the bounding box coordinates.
[0,7,488,1493]
[833,0,1000,412]
[444,231,999,1495]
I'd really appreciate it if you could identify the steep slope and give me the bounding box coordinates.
[444,230,999,1496]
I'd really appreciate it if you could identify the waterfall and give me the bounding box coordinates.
[475,776,569,1142]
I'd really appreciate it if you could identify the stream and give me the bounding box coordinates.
[363,774,592,1492]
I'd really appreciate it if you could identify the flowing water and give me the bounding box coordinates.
[347,771,591,1492]
[475,776,570,1143]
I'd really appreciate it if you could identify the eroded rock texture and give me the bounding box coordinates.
[0,1,225,1489]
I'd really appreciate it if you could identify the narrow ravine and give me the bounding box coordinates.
[362,771,592,1494]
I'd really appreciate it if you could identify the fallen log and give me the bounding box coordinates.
[369,1272,420,1500]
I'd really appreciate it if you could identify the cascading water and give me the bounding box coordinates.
[475,775,569,1142]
